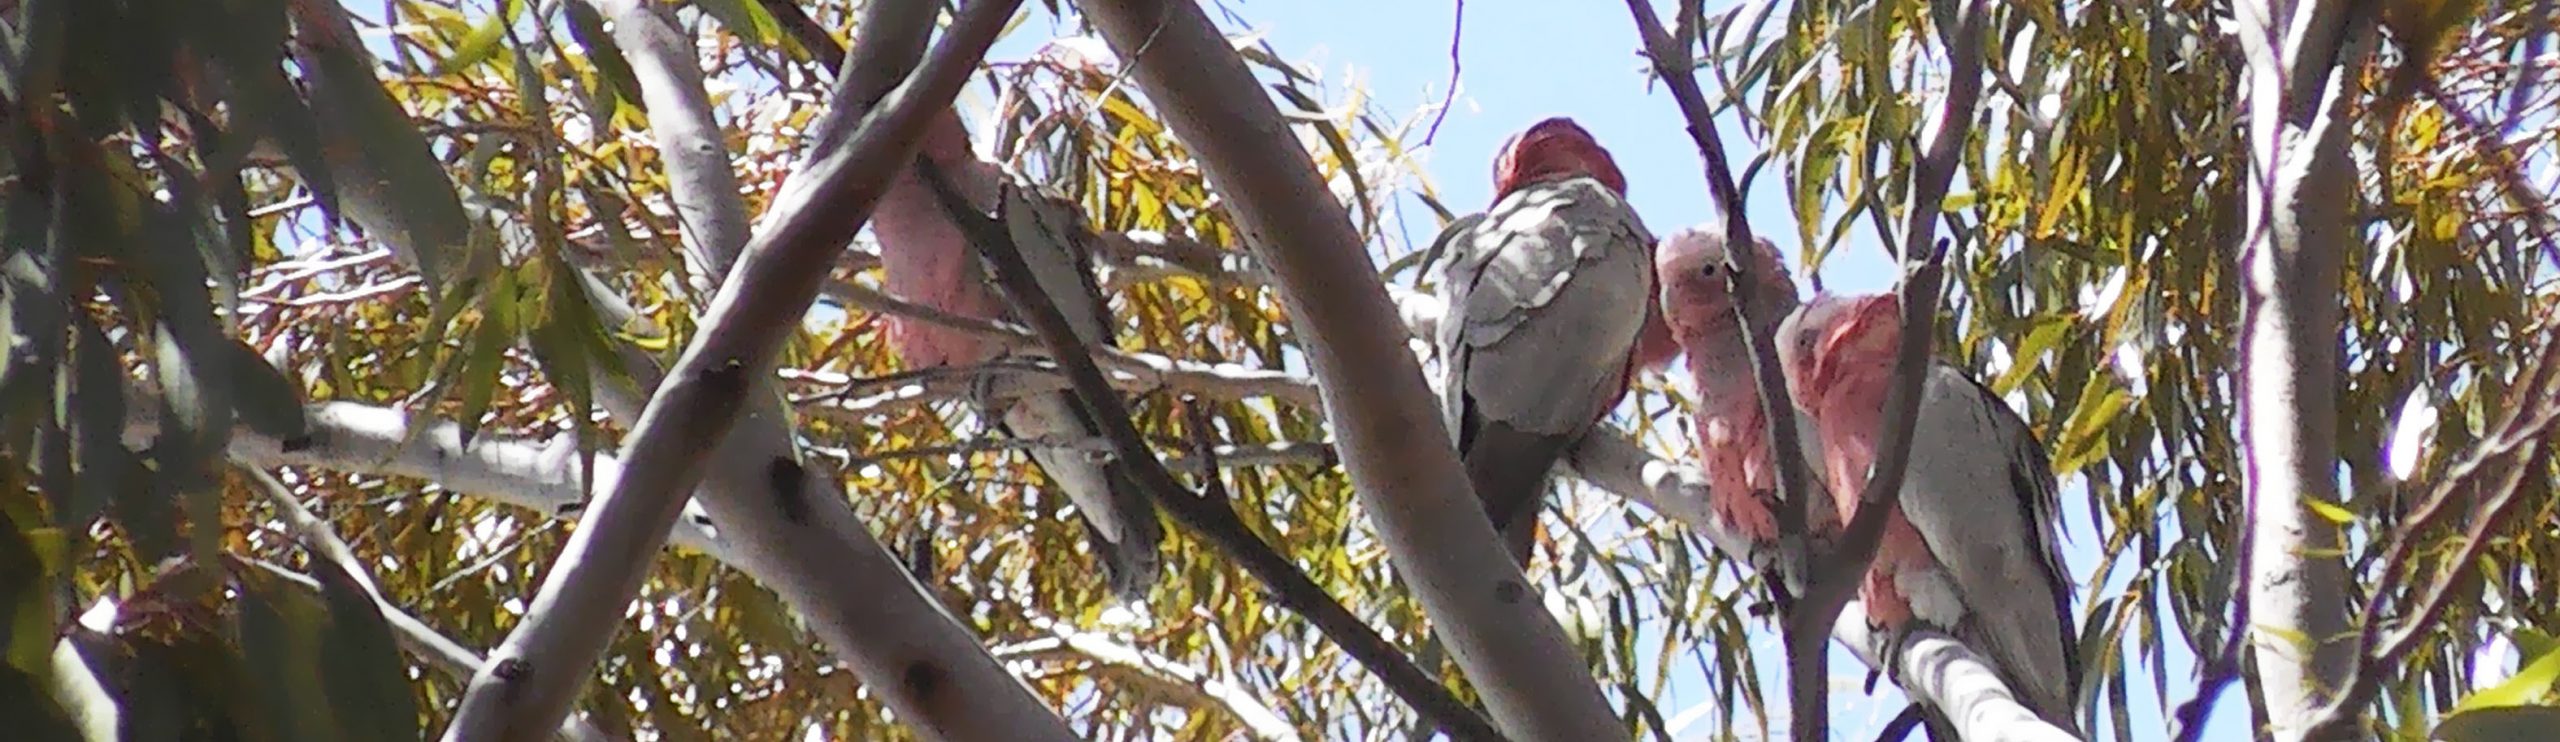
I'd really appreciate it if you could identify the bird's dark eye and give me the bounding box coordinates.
[1698,263,1720,279]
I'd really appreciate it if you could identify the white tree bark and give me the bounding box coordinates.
[2230,2,2371,738]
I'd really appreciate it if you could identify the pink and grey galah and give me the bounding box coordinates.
[1652,226,1837,569]
[1774,292,2083,731]
[873,109,1164,604]
[1432,116,1677,566]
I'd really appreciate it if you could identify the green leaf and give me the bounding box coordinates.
[693,0,785,50]
[1990,314,2074,396]
[2433,706,2560,742]
[0,0,70,110]
[0,666,82,742]
[454,269,523,446]
[438,0,524,75]
[294,4,480,289]
[0,510,52,676]
[2452,643,2560,713]
[309,561,420,741]
[235,567,341,742]
[182,0,343,224]
[66,321,132,532]
[221,338,311,446]
[563,0,649,113]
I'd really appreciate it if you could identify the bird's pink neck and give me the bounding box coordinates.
[1810,369,1890,516]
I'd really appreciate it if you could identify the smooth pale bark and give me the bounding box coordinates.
[2231,2,2368,738]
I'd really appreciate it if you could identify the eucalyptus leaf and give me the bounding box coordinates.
[310,560,421,742]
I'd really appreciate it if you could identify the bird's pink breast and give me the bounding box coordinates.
[872,121,1006,369]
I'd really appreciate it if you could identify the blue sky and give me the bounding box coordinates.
[978,1,2248,740]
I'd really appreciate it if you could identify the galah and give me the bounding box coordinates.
[1432,117,1673,565]
[1652,226,1836,570]
[873,109,1164,603]
[1774,292,2082,730]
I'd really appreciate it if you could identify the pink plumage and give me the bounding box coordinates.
[875,109,1006,369]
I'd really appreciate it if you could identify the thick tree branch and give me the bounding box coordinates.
[2227,2,2375,738]
[1621,0,1815,574]
[583,0,757,300]
[916,162,1498,740]
[1078,1,1625,737]
[521,1,1092,739]
[126,399,736,562]
[259,2,1058,737]
[1621,1,1840,729]
[1785,0,1987,707]
[441,2,1057,739]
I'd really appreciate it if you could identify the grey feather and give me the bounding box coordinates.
[1433,177,1656,563]
[985,186,1166,603]
[1900,362,2080,730]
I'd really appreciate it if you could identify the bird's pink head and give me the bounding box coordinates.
[1491,117,1627,199]
[1648,225,1792,345]
[1775,293,1902,410]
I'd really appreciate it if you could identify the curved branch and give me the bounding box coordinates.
[818,276,1318,405]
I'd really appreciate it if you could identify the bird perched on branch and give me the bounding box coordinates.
[872,109,1165,605]
[1431,116,1677,565]
[1774,292,2083,731]
[1653,226,1835,574]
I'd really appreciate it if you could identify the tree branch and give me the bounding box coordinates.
[1619,0,1838,729]
[1007,613,1304,742]
[816,275,1319,405]
[915,161,1498,740]
[2228,1,2375,737]
[441,2,1058,739]
[1077,1,1625,737]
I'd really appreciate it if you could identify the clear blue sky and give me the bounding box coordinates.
[986,2,2249,740]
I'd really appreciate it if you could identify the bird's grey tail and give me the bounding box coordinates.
[1006,390,1166,605]
[1460,419,1573,566]
[1092,456,1165,604]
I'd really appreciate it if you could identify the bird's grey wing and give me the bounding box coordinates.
[989,184,1165,603]
[1449,178,1658,436]
[1903,362,2080,728]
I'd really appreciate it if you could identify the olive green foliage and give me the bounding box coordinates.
[0,0,2554,740]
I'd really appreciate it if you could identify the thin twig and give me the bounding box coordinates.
[1422,0,1463,146]
[913,159,1502,741]
[235,472,622,742]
